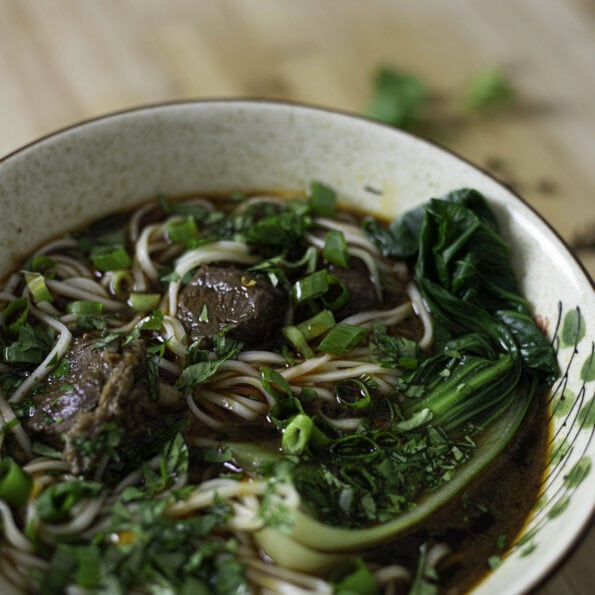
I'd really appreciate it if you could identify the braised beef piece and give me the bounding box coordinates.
[327,258,383,319]
[177,264,288,347]
[23,337,184,477]
[326,257,409,320]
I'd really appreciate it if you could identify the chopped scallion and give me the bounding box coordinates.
[29,255,57,279]
[3,342,43,364]
[309,181,337,217]
[323,229,349,268]
[24,272,53,303]
[1,297,29,338]
[66,301,103,315]
[319,323,367,355]
[90,246,131,271]
[0,457,33,508]
[282,414,314,455]
[108,270,133,298]
[282,326,315,359]
[292,270,329,304]
[167,216,199,244]
[336,379,372,409]
[129,293,161,312]
[320,274,350,312]
[296,310,336,341]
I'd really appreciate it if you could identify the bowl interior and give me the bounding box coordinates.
[0,101,593,594]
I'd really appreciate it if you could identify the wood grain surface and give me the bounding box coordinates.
[0,1,593,593]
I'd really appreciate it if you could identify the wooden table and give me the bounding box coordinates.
[0,1,593,592]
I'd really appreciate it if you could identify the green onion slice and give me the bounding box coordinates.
[167,216,199,245]
[309,181,337,217]
[90,246,132,272]
[1,297,29,338]
[296,310,336,341]
[3,342,44,364]
[320,274,349,312]
[29,255,57,279]
[108,270,133,298]
[319,323,367,355]
[129,293,161,312]
[336,379,372,409]
[282,414,314,455]
[66,301,103,315]
[292,270,329,304]
[0,457,33,508]
[24,272,53,303]
[282,326,315,359]
[323,229,349,268]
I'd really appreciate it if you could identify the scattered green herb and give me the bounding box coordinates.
[365,66,428,129]
[466,68,514,112]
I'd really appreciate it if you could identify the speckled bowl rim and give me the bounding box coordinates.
[0,98,593,594]
[2,97,593,289]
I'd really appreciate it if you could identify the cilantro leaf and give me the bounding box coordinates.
[466,68,514,112]
[365,66,427,129]
[177,335,242,393]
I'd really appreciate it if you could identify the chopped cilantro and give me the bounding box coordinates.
[366,66,427,129]
[466,68,514,112]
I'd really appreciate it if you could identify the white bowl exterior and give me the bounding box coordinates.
[0,101,593,594]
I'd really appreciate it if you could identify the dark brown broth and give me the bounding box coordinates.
[2,191,553,593]
[361,390,550,594]
[82,192,553,592]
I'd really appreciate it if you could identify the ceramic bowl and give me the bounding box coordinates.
[0,101,593,594]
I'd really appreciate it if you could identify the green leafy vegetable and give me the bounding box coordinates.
[260,188,558,564]
[364,203,427,260]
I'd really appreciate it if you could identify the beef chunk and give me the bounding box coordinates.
[328,257,408,320]
[177,264,288,347]
[23,337,184,477]
[328,258,383,319]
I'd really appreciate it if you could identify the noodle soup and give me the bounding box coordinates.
[0,184,556,594]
